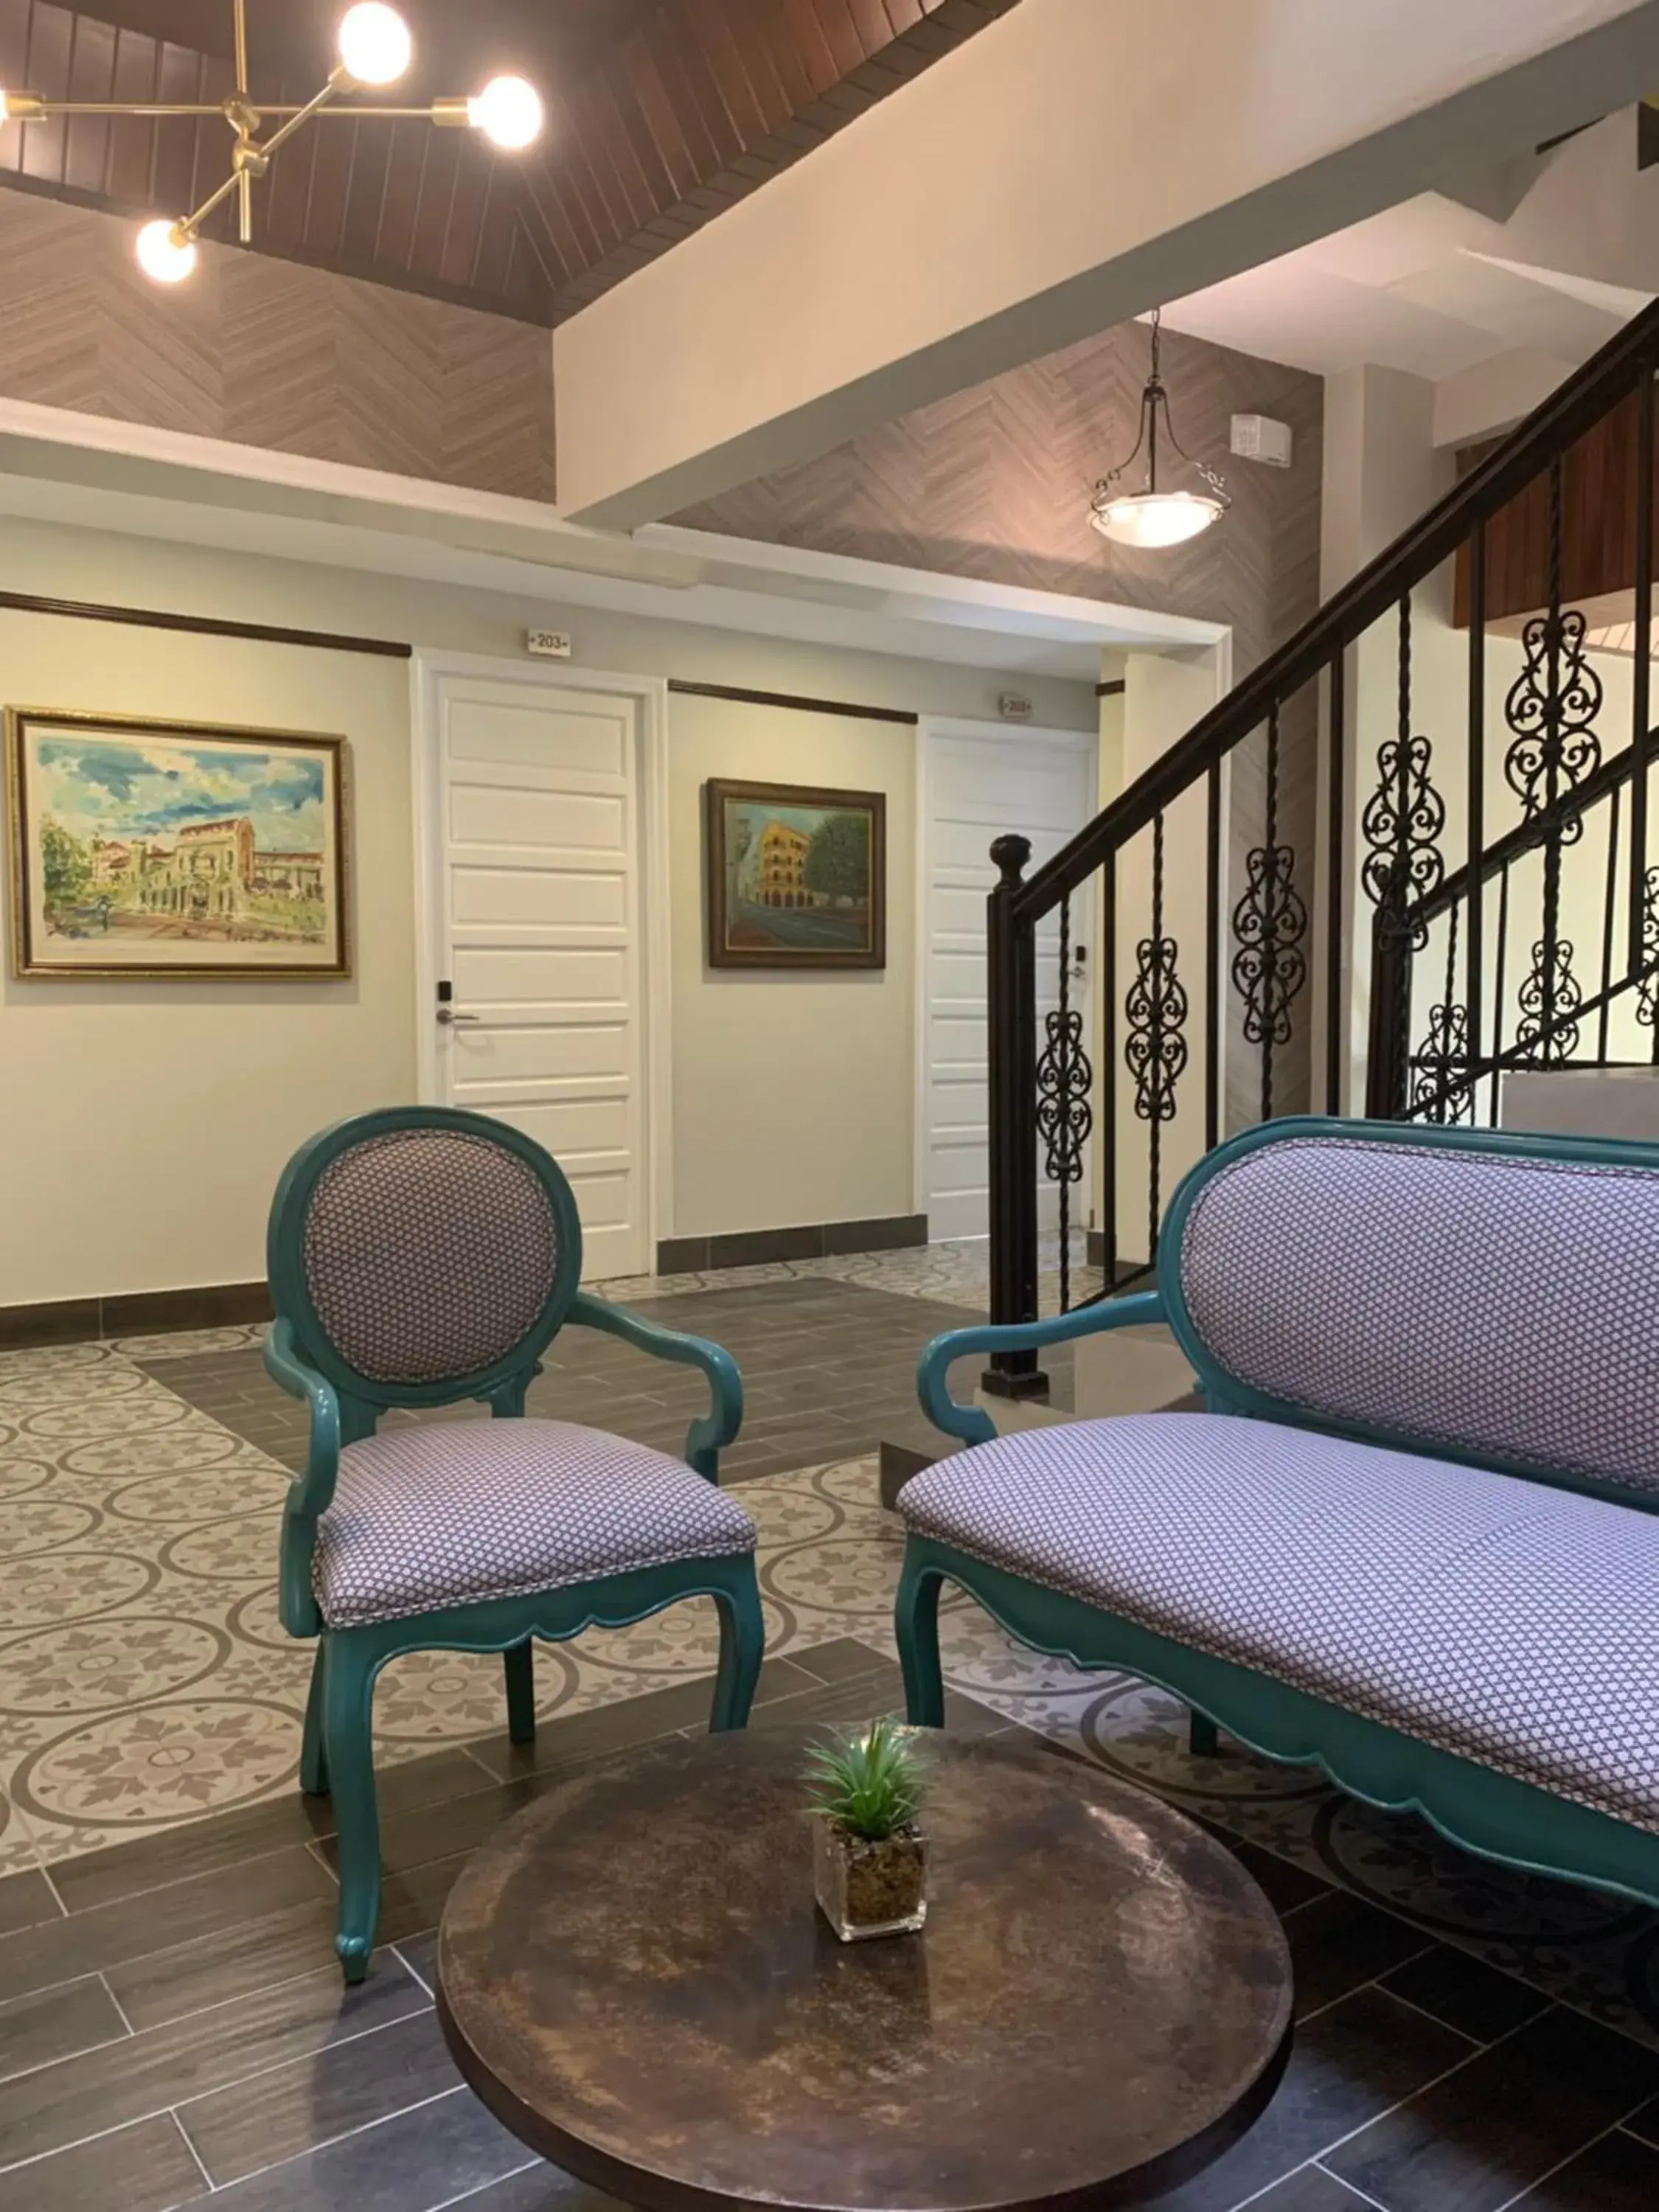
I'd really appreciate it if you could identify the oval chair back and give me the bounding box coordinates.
[267,1105,584,1419]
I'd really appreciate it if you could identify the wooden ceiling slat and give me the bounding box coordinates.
[438,141,490,288]
[680,0,770,143]
[0,0,1014,324]
[779,0,842,93]
[617,34,701,200]
[586,60,668,227]
[61,13,116,195]
[807,0,869,77]
[552,85,632,257]
[654,3,744,169]
[566,71,648,244]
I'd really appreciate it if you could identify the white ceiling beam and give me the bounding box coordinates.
[553,0,1659,529]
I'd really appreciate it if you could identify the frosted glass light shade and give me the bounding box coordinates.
[337,4,412,86]
[468,74,543,149]
[135,219,198,284]
[1089,490,1224,549]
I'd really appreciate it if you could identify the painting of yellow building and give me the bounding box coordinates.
[704,777,886,970]
[7,711,349,978]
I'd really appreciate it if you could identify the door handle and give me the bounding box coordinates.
[436,1007,482,1026]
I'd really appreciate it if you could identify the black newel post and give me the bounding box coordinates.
[984,833,1047,1400]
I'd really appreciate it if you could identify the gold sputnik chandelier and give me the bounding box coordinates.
[0,3,544,285]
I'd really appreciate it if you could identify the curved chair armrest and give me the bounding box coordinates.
[567,1290,744,1480]
[264,1317,343,1519]
[917,1291,1167,1446]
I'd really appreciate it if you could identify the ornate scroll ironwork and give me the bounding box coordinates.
[1411,1003,1475,1124]
[1515,938,1583,1063]
[1503,610,1604,844]
[1036,1015,1093,1183]
[1124,936,1188,1122]
[1360,734,1446,932]
[1639,866,1659,1029]
[1231,843,1307,1052]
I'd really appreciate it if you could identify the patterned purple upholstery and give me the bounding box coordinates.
[1178,1134,1659,1494]
[314,1419,757,1628]
[302,1130,556,1384]
[900,1414,1659,1833]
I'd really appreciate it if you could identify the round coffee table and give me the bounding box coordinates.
[437,1728,1292,2212]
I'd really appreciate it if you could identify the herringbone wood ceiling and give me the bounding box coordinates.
[0,0,1018,324]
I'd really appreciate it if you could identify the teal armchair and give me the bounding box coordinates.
[265,1105,762,1980]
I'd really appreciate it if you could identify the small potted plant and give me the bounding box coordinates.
[805,1717,931,1941]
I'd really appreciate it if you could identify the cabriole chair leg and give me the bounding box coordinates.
[504,1642,536,1745]
[709,1566,765,1731]
[895,1551,946,1728]
[300,1643,330,1798]
[322,1635,381,1983]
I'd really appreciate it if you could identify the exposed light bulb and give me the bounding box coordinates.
[135,219,198,285]
[1089,490,1224,550]
[467,74,543,150]
[336,3,411,87]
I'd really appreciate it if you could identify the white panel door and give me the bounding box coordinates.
[429,671,648,1281]
[923,728,1096,1242]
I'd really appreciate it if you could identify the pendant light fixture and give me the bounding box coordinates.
[1089,309,1230,549]
[0,3,546,285]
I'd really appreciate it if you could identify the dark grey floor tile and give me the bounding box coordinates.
[1138,1987,1475,2211]
[0,1973,127,2084]
[49,1752,488,1915]
[0,1867,62,1938]
[1236,2168,1378,2209]
[0,1846,335,2003]
[181,2007,458,2185]
[446,2162,626,2211]
[1285,1892,1437,2023]
[0,1953,425,2168]
[0,2112,206,2212]
[1380,1945,1552,2047]
[204,2083,530,2212]
[392,1932,436,1992]
[1225,1840,1332,1919]
[310,1778,535,1883]
[376,1849,476,1947]
[466,1657,815,1784]
[1629,2097,1659,2148]
[1324,2006,1659,2212]
[108,1905,394,2034]
[1508,2129,1659,2208]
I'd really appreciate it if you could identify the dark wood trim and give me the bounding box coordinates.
[0,590,412,659]
[657,1214,927,1276]
[0,1280,271,1349]
[668,679,917,726]
[1094,679,1127,698]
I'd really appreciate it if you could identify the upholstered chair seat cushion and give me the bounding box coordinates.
[900,1413,1659,1834]
[314,1420,757,1629]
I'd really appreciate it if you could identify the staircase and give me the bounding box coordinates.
[984,297,1659,1397]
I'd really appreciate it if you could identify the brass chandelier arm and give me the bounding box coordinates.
[8,100,471,121]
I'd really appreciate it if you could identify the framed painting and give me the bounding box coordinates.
[704,778,886,970]
[5,708,350,979]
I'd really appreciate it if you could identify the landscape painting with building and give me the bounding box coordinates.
[704,777,886,970]
[5,709,349,977]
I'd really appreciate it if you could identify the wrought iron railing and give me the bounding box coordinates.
[985,296,1659,1397]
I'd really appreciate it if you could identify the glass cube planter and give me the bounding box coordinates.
[813,1818,928,1941]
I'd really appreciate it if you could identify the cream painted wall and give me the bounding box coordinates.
[667,694,914,1239]
[0,608,413,1304]
[0,512,1093,1303]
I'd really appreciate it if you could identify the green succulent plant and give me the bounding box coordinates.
[804,1717,929,1842]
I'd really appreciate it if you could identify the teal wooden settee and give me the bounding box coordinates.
[897,1118,1659,1909]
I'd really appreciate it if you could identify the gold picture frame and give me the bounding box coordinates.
[5,706,352,980]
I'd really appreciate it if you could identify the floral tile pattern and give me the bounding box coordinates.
[3,1329,1656,2051]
